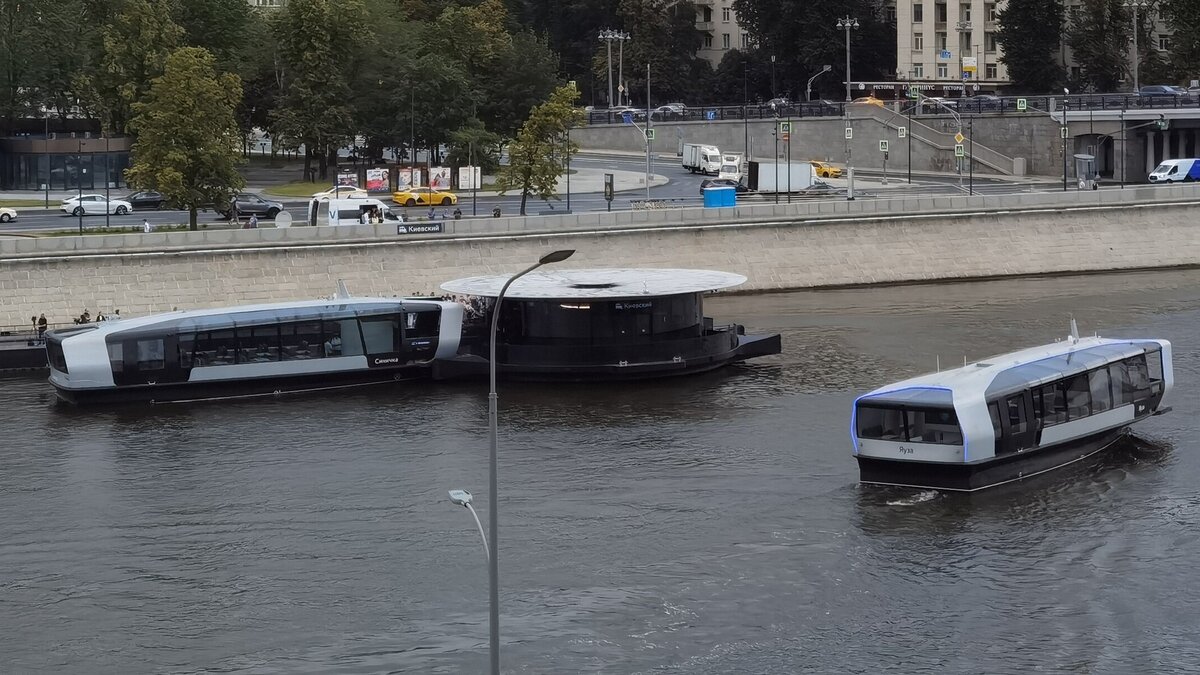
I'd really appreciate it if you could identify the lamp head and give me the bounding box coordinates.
[448,489,473,506]
[538,249,575,265]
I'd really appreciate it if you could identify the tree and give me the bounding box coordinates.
[174,0,252,71]
[996,0,1066,93]
[1065,0,1131,92]
[733,0,895,101]
[1165,0,1200,80]
[125,47,245,230]
[507,0,620,96]
[588,0,713,105]
[78,0,186,134]
[495,84,584,215]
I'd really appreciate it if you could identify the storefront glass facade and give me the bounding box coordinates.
[1,151,130,191]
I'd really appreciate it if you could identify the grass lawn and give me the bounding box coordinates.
[263,181,330,198]
[0,199,54,208]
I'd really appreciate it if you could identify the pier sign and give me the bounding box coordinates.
[398,223,444,235]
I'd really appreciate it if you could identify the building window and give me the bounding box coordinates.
[937,64,948,78]
[960,31,972,53]
[961,3,971,21]
[985,31,997,52]
[741,33,749,48]
[887,5,898,22]
[722,33,730,49]
[914,3,924,21]
[1070,65,1081,79]
[913,63,925,78]
[702,6,712,21]
[914,33,924,50]
[986,63,997,79]
[986,2,997,21]
[936,32,948,49]
[935,2,947,22]
[722,6,730,22]
[1159,35,1170,51]
[704,34,713,48]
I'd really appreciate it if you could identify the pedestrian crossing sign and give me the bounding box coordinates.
[779,121,792,134]
[898,126,907,138]
[954,144,965,157]
[646,128,656,140]
[1017,98,1028,111]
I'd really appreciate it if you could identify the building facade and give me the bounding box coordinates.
[895,0,1009,92]
[694,1,750,67]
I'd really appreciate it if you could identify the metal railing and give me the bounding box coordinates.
[584,93,1200,125]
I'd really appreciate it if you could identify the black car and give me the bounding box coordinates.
[699,178,750,195]
[219,193,284,220]
[125,190,166,210]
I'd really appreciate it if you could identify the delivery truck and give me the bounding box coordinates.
[745,161,815,193]
[682,143,722,175]
[718,153,743,181]
[1148,158,1200,183]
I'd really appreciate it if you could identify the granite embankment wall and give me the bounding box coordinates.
[2,186,1199,326]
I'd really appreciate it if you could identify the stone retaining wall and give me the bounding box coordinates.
[3,187,1199,326]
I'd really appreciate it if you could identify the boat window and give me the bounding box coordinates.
[108,342,123,374]
[179,333,194,369]
[325,319,364,357]
[857,405,962,444]
[1035,383,1067,426]
[47,340,69,373]
[1146,348,1163,385]
[360,315,400,353]
[1109,360,1132,406]
[988,402,1002,439]
[405,309,440,339]
[1064,374,1091,420]
[196,329,237,366]
[281,322,322,360]
[1089,368,1112,413]
[249,325,281,362]
[1006,395,1028,434]
[1127,354,1151,395]
[136,339,166,371]
[908,407,963,444]
[856,405,907,441]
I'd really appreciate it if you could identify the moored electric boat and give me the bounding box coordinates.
[46,292,463,405]
[851,323,1172,491]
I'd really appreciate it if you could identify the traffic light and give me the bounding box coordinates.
[1157,115,1169,130]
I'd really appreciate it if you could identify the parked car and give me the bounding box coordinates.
[312,185,368,199]
[60,194,132,216]
[219,193,284,220]
[663,102,688,113]
[650,105,680,120]
[797,99,841,116]
[808,161,843,178]
[0,207,16,223]
[124,190,167,210]
[392,186,458,206]
[1139,85,1188,98]
[699,178,750,195]
[959,94,1002,110]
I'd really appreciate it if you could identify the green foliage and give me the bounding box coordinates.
[506,0,620,89]
[996,0,1066,93]
[446,123,503,174]
[1065,0,1131,92]
[733,0,895,101]
[125,47,245,231]
[1165,0,1200,81]
[79,0,186,134]
[174,0,253,71]
[495,84,584,215]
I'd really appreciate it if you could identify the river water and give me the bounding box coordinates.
[3,269,1199,674]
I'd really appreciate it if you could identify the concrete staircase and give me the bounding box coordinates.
[855,104,1023,176]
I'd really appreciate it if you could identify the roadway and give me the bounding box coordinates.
[0,153,1145,234]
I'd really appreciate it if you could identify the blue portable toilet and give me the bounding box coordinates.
[703,186,734,208]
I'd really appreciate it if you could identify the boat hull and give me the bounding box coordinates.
[856,426,1132,492]
[432,332,781,382]
[52,366,428,406]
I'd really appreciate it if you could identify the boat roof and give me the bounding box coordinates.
[48,296,437,338]
[440,268,747,299]
[859,335,1164,407]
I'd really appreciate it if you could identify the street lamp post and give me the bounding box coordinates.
[770,54,776,98]
[742,63,749,159]
[1062,88,1070,191]
[836,16,858,200]
[600,30,615,108]
[907,69,914,184]
[617,31,629,106]
[447,490,490,561]
[77,139,83,236]
[806,65,832,102]
[1123,0,1148,92]
[485,249,575,675]
[955,20,972,99]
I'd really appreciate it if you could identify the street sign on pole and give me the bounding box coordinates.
[879,140,889,152]
[898,126,907,138]
[939,50,951,60]
[908,84,920,99]
[646,128,656,141]
[1060,126,1068,138]
[604,173,614,211]
[1016,98,1028,111]
[844,127,853,140]
[778,121,792,133]
[954,131,965,144]
[781,132,790,142]
[954,144,965,157]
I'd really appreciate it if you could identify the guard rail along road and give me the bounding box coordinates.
[2,185,1199,326]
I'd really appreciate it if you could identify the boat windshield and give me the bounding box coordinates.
[857,404,963,445]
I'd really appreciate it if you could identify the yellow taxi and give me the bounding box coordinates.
[850,95,885,107]
[392,186,458,206]
[808,161,843,178]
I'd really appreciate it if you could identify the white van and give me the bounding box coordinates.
[1148,158,1200,183]
[306,197,401,227]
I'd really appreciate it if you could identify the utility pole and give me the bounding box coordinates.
[1123,0,1149,92]
[645,63,652,202]
[600,30,615,107]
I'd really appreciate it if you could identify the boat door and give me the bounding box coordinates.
[997,391,1037,454]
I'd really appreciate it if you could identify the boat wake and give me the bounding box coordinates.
[886,490,939,506]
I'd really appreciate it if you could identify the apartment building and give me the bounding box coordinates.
[694,1,750,66]
[895,0,1008,90]
[248,0,285,7]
